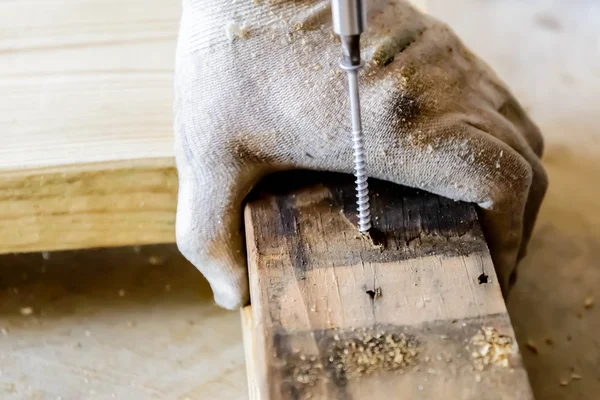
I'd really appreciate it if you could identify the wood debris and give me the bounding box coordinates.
[148,256,163,265]
[225,21,249,41]
[327,330,419,382]
[291,354,322,387]
[469,327,514,370]
[20,307,33,316]
[584,296,595,309]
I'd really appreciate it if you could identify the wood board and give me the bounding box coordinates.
[0,160,178,253]
[242,173,534,400]
[0,0,180,254]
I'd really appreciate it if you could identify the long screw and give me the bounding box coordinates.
[331,0,371,232]
[341,63,371,232]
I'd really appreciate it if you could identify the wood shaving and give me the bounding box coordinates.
[469,327,513,370]
[584,296,595,309]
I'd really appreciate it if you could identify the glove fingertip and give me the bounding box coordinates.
[213,287,249,310]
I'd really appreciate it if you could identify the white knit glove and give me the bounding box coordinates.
[174,0,547,309]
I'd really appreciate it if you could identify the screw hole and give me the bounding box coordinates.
[478,273,489,284]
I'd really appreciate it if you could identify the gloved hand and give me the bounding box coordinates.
[174,0,547,309]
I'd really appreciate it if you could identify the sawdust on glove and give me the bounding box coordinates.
[174,0,548,309]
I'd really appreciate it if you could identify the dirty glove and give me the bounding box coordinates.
[174,0,547,309]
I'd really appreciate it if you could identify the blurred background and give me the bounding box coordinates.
[1,0,599,399]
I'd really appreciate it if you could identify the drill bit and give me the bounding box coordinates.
[332,0,372,232]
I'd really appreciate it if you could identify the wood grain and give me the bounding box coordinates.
[0,160,177,254]
[0,0,180,253]
[243,174,534,400]
[0,0,179,171]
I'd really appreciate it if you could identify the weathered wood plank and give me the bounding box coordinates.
[243,173,533,400]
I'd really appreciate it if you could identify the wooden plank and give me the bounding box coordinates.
[0,0,179,171]
[0,160,177,254]
[0,0,179,253]
[242,173,534,400]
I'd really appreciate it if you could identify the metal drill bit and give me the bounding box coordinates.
[332,0,371,232]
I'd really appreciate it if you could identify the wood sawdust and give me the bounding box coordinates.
[19,307,33,316]
[224,21,249,41]
[469,327,514,370]
[284,329,419,392]
[289,353,323,388]
[326,329,419,383]
[358,228,386,250]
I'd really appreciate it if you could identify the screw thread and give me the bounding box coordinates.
[352,129,371,232]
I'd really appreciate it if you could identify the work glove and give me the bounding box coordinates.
[174,0,547,309]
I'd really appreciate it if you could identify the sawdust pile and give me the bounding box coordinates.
[327,330,419,382]
[290,354,323,387]
[283,330,419,395]
[470,327,514,370]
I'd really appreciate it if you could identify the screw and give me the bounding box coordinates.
[341,64,371,232]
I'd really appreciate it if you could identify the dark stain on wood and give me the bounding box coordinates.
[251,171,488,270]
[275,195,309,282]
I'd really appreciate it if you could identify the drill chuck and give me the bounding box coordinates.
[331,0,367,36]
[332,0,367,67]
